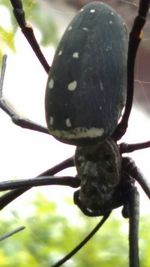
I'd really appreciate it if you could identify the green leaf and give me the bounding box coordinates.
[0,194,149,267]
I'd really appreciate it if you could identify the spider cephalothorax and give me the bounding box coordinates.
[75,138,121,213]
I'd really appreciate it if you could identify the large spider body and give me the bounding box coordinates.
[0,1,150,267]
[46,1,128,216]
[45,2,128,145]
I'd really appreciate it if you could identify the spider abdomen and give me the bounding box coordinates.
[45,2,128,145]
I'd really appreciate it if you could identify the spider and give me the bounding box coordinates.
[0,1,150,267]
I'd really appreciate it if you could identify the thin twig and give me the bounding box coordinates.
[0,226,25,241]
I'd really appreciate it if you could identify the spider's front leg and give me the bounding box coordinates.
[9,0,50,72]
[113,0,150,140]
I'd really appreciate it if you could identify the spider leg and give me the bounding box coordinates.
[122,181,140,267]
[120,141,150,153]
[0,176,80,191]
[128,185,140,267]
[52,211,111,267]
[123,157,150,198]
[122,156,149,266]
[0,156,74,210]
[0,55,49,134]
[113,0,150,140]
[9,0,50,73]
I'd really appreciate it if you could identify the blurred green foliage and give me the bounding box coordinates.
[0,0,58,60]
[0,194,150,267]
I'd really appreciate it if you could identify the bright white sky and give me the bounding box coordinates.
[0,3,149,219]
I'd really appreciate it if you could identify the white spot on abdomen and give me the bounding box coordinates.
[82,27,88,31]
[49,127,104,140]
[99,81,104,91]
[58,50,63,56]
[48,78,54,89]
[68,26,72,31]
[90,9,96,13]
[65,118,72,127]
[72,52,79,58]
[49,116,54,126]
[67,81,77,91]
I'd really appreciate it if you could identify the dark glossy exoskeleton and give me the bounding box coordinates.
[45,2,128,145]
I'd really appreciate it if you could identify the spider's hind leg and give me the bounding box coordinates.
[122,183,140,267]
[122,156,150,267]
[123,157,150,199]
[10,0,50,72]
[128,186,140,267]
